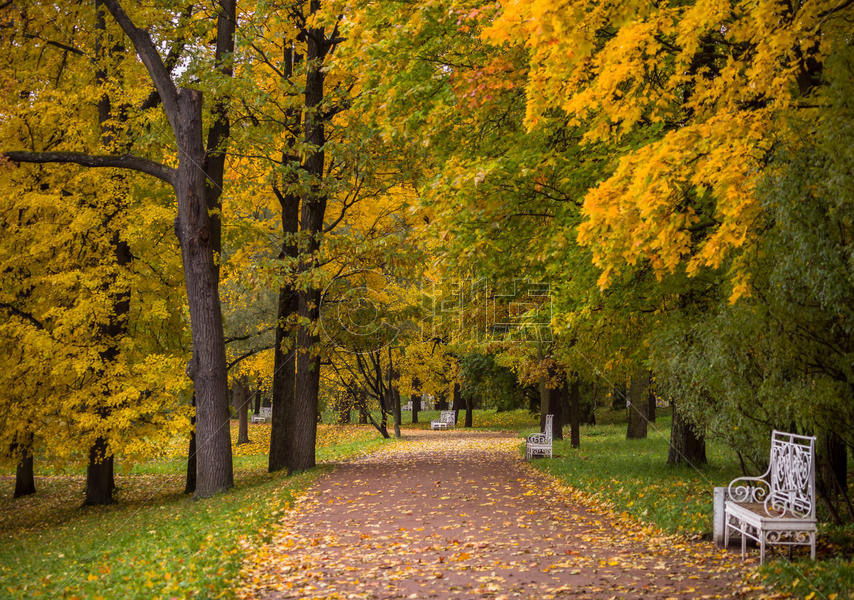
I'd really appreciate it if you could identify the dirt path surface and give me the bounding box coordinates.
[239,431,753,599]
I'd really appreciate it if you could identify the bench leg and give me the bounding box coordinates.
[811,533,816,560]
[741,530,746,559]
[724,517,730,550]
[759,535,765,565]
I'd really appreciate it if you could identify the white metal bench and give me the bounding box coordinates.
[724,430,817,564]
[251,406,272,424]
[526,414,553,460]
[430,410,455,430]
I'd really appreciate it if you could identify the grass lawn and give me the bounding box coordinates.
[0,423,392,599]
[526,411,854,600]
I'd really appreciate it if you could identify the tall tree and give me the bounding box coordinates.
[3,0,237,498]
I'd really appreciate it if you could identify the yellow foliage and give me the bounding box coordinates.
[484,0,852,286]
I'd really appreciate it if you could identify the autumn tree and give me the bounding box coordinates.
[1,0,237,498]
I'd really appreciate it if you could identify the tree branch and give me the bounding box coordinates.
[227,344,274,371]
[100,0,180,128]
[0,302,44,330]
[2,151,175,185]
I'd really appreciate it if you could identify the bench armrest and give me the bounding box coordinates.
[727,475,771,504]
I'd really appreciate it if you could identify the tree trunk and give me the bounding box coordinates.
[269,40,301,474]
[12,432,35,498]
[234,378,250,445]
[647,384,656,423]
[379,402,389,438]
[254,393,261,415]
[580,383,596,425]
[175,89,233,497]
[626,371,648,439]
[185,392,197,494]
[581,383,599,425]
[465,393,473,428]
[549,377,564,441]
[14,452,35,499]
[569,376,580,449]
[436,391,449,411]
[392,387,402,438]
[411,394,421,424]
[287,1,330,473]
[291,305,321,472]
[818,430,851,520]
[539,377,549,430]
[269,277,297,471]
[667,400,706,465]
[337,394,351,424]
[358,391,369,424]
[452,383,463,424]
[84,436,115,505]
[611,382,627,410]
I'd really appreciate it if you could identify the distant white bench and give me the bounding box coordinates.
[251,406,272,424]
[724,430,817,564]
[431,410,455,430]
[526,414,553,460]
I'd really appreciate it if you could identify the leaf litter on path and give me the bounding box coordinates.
[238,430,773,599]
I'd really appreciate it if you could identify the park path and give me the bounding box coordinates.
[238,431,758,599]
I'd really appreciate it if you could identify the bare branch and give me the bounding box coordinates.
[3,151,175,185]
[100,0,180,128]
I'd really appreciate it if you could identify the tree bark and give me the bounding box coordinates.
[100,0,234,499]
[411,394,421,424]
[647,384,656,423]
[269,267,297,471]
[452,382,463,424]
[185,392,197,494]
[538,377,549,429]
[287,0,332,473]
[626,371,649,439]
[175,90,233,496]
[12,432,35,498]
[549,377,564,441]
[234,378,250,445]
[269,41,302,474]
[667,400,706,465]
[84,436,115,505]
[392,387,402,438]
[569,376,580,449]
[465,393,473,428]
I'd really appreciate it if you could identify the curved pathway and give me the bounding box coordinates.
[239,431,756,599]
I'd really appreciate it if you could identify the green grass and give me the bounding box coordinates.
[528,413,740,536]
[527,414,854,600]
[322,407,539,431]
[0,434,393,599]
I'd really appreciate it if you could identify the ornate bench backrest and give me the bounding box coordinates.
[260,406,272,418]
[441,410,455,424]
[769,430,815,518]
[543,414,554,443]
